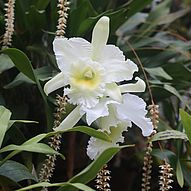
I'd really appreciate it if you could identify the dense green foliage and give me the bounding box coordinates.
[0,0,191,190]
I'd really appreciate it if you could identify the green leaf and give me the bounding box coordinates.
[57,126,112,142]
[0,175,20,188]
[163,84,190,110]
[151,149,176,161]
[164,62,191,82]
[0,143,62,157]
[180,109,191,144]
[0,160,37,182]
[0,133,65,165]
[36,0,51,10]
[176,160,184,187]
[126,0,153,18]
[137,0,171,38]
[26,6,46,33]
[0,54,14,73]
[151,149,177,169]
[4,72,35,89]
[158,8,190,25]
[182,163,191,187]
[43,126,112,143]
[1,48,36,82]
[0,106,12,148]
[28,126,112,145]
[24,133,47,145]
[69,0,97,36]
[16,182,53,190]
[145,67,172,80]
[8,119,38,129]
[151,130,188,142]
[16,182,95,191]
[116,12,148,36]
[34,66,53,81]
[58,183,95,191]
[1,49,53,132]
[69,145,134,185]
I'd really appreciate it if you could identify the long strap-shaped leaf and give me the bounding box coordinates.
[0,125,113,166]
[68,145,133,185]
[16,145,134,191]
[0,106,12,148]
[0,133,65,166]
[16,182,95,191]
[1,48,53,131]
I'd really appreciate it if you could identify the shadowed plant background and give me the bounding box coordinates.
[0,0,191,190]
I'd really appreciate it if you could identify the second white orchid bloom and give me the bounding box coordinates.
[86,94,153,160]
[44,16,150,133]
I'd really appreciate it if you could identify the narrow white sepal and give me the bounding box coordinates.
[44,72,65,96]
[105,83,122,102]
[91,16,110,60]
[54,105,85,131]
[119,77,146,93]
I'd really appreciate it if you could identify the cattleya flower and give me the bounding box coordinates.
[44,16,153,138]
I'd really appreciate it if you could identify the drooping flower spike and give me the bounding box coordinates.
[44,16,153,138]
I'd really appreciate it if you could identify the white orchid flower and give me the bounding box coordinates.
[94,94,153,137]
[44,16,146,131]
[87,122,129,160]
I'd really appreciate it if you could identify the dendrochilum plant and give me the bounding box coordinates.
[44,16,153,161]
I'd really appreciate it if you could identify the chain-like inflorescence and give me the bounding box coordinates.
[141,104,159,191]
[141,141,153,191]
[39,95,68,191]
[56,0,70,37]
[95,164,111,191]
[2,0,15,48]
[39,0,70,188]
[159,160,173,190]
[148,104,159,129]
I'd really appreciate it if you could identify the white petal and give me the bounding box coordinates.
[100,44,125,62]
[116,94,153,137]
[44,72,66,95]
[96,104,120,132]
[87,123,127,160]
[53,37,91,71]
[119,77,146,93]
[103,59,138,83]
[54,106,85,131]
[109,123,128,143]
[82,98,117,125]
[64,87,100,109]
[91,16,109,61]
[105,83,122,102]
[87,136,113,160]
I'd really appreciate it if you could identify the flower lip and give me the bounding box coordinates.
[69,60,103,91]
